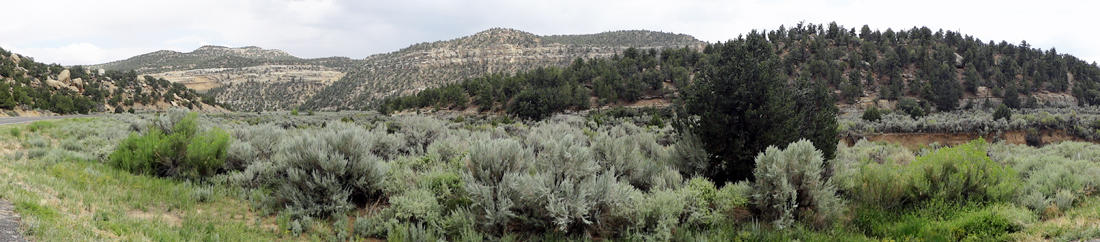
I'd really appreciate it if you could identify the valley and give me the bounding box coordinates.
[1,21,1099,241]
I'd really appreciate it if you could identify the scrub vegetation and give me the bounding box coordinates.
[2,111,1098,241]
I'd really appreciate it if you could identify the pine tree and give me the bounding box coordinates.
[993,104,1012,121]
[681,32,835,183]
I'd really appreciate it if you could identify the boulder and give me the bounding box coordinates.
[977,86,991,98]
[45,79,66,89]
[72,78,84,88]
[877,99,894,110]
[97,69,106,76]
[58,69,71,84]
[955,53,964,68]
[9,53,19,64]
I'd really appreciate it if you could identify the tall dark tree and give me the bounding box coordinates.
[792,78,840,160]
[0,82,14,109]
[681,32,835,183]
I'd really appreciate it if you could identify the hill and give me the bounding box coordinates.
[385,22,1100,119]
[0,47,225,115]
[91,29,705,111]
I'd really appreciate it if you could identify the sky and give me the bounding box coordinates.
[2,0,1097,66]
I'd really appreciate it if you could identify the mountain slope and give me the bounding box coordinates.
[300,28,705,110]
[0,47,225,115]
[386,22,1100,120]
[91,29,705,111]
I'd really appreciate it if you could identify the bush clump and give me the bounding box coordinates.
[108,111,230,179]
[835,139,1019,210]
[751,139,845,229]
[992,142,1100,216]
[993,103,1012,121]
[262,121,390,218]
[862,106,882,122]
[907,139,1018,203]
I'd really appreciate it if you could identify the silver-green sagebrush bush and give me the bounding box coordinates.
[462,138,530,234]
[394,115,452,155]
[991,142,1100,215]
[261,121,390,218]
[751,139,845,229]
[523,132,635,233]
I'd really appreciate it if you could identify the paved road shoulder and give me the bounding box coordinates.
[0,199,25,242]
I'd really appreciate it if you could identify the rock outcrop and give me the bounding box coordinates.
[955,53,965,68]
[1034,93,1078,107]
[58,69,71,84]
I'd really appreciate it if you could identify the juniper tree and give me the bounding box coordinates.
[681,32,837,183]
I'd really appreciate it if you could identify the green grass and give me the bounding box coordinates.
[1024,195,1100,241]
[0,119,292,241]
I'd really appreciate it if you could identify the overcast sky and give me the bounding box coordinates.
[2,0,1097,66]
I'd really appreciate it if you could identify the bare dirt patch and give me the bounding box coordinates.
[625,98,671,108]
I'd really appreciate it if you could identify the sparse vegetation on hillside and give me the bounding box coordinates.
[0,47,223,114]
[299,29,705,111]
[390,22,1100,120]
[88,46,356,74]
[377,46,702,119]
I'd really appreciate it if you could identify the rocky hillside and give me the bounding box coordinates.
[0,47,225,115]
[87,46,352,73]
[389,22,1100,121]
[300,29,705,110]
[91,29,704,111]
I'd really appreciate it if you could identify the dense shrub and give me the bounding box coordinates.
[260,121,390,218]
[625,188,686,241]
[592,124,677,190]
[862,106,882,122]
[990,142,1100,216]
[224,123,286,170]
[107,111,230,179]
[907,139,1018,203]
[751,139,844,229]
[993,104,1012,121]
[462,139,531,234]
[463,128,645,238]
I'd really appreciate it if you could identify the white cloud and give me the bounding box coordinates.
[5,43,107,65]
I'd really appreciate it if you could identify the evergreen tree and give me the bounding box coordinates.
[681,32,836,183]
[862,106,882,122]
[0,82,14,109]
[993,104,1012,121]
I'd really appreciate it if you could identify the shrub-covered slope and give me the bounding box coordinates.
[88,29,705,112]
[0,47,223,114]
[389,22,1100,119]
[302,28,705,110]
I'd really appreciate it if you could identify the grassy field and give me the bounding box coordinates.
[0,118,292,241]
[0,114,1098,241]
